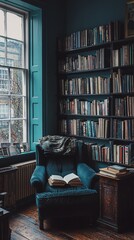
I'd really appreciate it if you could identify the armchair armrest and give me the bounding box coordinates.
[30,165,46,193]
[77,163,97,188]
[36,144,46,165]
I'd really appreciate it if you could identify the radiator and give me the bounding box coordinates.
[12,160,36,202]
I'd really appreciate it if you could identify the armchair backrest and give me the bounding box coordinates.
[35,135,92,178]
[35,135,78,178]
[45,155,77,178]
[36,144,77,178]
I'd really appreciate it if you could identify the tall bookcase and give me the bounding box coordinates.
[57,21,134,167]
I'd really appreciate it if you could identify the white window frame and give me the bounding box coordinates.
[0,3,29,144]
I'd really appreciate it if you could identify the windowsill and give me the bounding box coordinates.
[0,151,35,168]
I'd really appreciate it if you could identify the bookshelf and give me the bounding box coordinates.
[57,21,134,166]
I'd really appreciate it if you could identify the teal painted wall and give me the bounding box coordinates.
[65,0,126,34]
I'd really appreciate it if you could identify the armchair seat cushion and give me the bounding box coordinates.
[45,183,85,193]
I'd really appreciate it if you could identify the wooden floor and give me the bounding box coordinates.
[10,204,134,240]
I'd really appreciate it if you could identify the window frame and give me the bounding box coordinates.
[0,4,29,145]
[0,0,43,165]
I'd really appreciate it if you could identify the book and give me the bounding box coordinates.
[22,143,30,153]
[99,165,129,178]
[48,173,82,187]
[9,145,19,156]
[1,143,10,156]
[99,168,128,177]
[99,170,118,178]
[108,164,127,172]
[0,148,3,157]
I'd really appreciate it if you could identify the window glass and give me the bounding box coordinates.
[7,39,24,68]
[0,120,9,142]
[0,10,5,36]
[11,120,24,142]
[10,69,24,95]
[0,37,6,65]
[7,12,23,41]
[0,6,28,148]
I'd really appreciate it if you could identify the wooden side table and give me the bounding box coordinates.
[0,208,11,240]
[97,173,134,233]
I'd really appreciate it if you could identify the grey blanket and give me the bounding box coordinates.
[39,135,76,155]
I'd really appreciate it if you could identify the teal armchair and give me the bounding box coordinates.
[30,137,99,230]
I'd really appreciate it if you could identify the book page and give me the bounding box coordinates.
[50,175,63,181]
[63,173,79,184]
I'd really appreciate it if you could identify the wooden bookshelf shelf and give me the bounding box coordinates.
[57,20,134,166]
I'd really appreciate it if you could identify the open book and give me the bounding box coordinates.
[48,173,82,187]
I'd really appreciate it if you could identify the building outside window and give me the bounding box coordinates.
[0,5,28,145]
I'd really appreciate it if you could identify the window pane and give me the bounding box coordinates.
[0,121,9,142]
[0,97,9,118]
[7,39,23,68]
[10,69,25,95]
[0,9,5,36]
[7,12,23,41]
[0,37,6,65]
[11,120,23,142]
[0,67,9,94]
[11,96,23,118]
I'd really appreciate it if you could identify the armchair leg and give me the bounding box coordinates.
[39,219,44,230]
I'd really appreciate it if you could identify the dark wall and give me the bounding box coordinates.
[43,0,66,136]
[65,0,126,34]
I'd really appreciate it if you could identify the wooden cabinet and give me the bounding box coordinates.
[98,173,134,232]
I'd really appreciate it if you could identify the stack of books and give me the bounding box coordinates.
[99,165,129,178]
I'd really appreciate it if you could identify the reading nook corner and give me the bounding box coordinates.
[1,0,134,239]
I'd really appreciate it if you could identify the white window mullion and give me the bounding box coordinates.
[8,67,10,94]
[8,67,11,142]
[9,116,11,142]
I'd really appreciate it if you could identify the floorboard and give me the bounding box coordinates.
[9,204,134,240]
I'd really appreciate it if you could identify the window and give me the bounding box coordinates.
[0,5,28,144]
[0,0,43,155]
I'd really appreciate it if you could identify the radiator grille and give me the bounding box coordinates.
[12,160,36,201]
